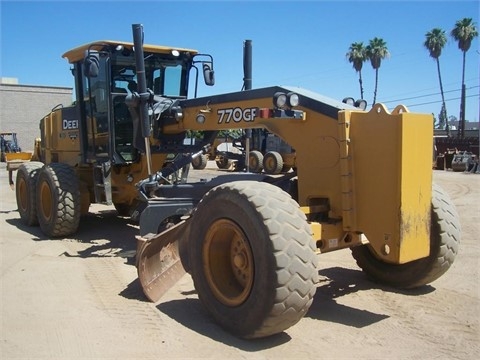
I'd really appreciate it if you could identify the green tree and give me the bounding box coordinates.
[448,115,458,131]
[450,17,478,138]
[346,42,367,100]
[366,37,390,105]
[424,28,449,134]
[437,105,447,130]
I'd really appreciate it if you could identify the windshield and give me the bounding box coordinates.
[111,52,188,98]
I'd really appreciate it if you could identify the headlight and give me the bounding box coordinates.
[355,99,367,110]
[287,92,299,107]
[342,97,355,106]
[273,92,287,108]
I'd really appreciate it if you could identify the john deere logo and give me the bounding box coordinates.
[63,119,79,130]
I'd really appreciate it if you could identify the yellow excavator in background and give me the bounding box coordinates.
[13,24,461,339]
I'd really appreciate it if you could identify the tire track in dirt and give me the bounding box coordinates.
[374,288,479,359]
[82,257,207,357]
[84,258,166,335]
[1,250,98,359]
[434,173,472,199]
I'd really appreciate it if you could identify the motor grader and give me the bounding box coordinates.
[15,24,460,340]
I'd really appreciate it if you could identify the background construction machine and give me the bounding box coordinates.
[191,129,295,173]
[2,132,36,187]
[1,132,21,162]
[13,24,461,340]
[1,132,31,162]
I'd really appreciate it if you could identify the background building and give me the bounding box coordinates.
[0,78,73,151]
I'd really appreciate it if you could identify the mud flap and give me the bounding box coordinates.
[136,219,190,302]
[6,160,28,189]
[8,169,14,189]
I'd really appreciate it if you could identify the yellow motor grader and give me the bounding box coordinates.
[15,24,460,339]
[129,25,460,339]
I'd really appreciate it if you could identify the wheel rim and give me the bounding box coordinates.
[18,177,28,212]
[39,180,53,221]
[203,219,254,307]
[250,156,258,169]
[265,155,276,172]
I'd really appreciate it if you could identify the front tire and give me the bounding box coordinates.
[189,181,318,338]
[36,163,81,237]
[351,183,460,289]
[16,161,43,226]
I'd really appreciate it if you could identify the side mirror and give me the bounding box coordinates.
[84,50,100,78]
[202,62,215,86]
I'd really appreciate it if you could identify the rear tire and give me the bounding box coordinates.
[16,161,43,226]
[189,181,318,338]
[36,163,81,237]
[351,183,460,289]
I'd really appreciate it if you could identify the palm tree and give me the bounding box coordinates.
[366,37,390,105]
[450,18,478,138]
[346,42,367,99]
[424,28,449,133]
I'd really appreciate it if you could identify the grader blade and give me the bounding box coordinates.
[136,220,189,302]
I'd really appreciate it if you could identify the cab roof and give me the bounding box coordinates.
[62,40,199,64]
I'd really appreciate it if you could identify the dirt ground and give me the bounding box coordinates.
[1,162,479,360]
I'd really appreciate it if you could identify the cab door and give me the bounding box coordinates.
[82,51,113,204]
[83,51,112,162]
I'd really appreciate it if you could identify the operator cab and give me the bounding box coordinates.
[62,40,213,166]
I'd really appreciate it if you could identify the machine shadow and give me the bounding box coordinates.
[119,276,292,349]
[308,266,436,327]
[121,265,436,345]
[6,207,139,264]
[72,209,138,262]
[6,217,46,239]
[156,298,292,350]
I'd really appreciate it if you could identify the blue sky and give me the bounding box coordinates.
[1,0,479,122]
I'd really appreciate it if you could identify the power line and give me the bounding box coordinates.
[405,93,479,108]
[377,77,480,101]
[380,85,479,104]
